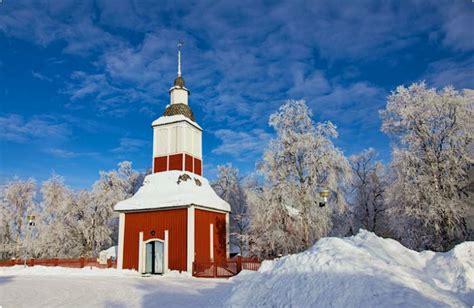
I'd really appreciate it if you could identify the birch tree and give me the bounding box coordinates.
[0,188,14,259]
[213,164,249,255]
[94,161,145,245]
[72,190,112,257]
[35,175,77,258]
[349,148,387,234]
[248,100,352,257]
[1,179,37,258]
[380,83,473,251]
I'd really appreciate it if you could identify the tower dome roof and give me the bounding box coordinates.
[174,76,186,87]
[163,103,195,121]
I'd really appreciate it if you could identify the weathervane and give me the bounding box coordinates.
[177,40,184,77]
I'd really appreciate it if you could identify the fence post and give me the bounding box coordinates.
[237,256,242,273]
[80,257,85,268]
[213,262,217,278]
[107,258,112,268]
[31,258,35,267]
[54,258,59,266]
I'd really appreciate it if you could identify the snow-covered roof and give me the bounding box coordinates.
[114,171,230,212]
[152,114,202,130]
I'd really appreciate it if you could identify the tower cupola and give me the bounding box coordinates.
[169,41,189,106]
[151,41,203,176]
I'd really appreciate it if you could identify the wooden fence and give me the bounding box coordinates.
[0,257,116,269]
[192,256,261,278]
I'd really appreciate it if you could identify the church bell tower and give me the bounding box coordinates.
[151,42,203,175]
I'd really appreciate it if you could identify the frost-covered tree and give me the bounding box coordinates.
[212,164,249,255]
[35,175,77,258]
[349,148,387,234]
[0,188,14,259]
[0,179,37,258]
[0,162,146,259]
[72,190,112,257]
[380,83,473,251]
[248,100,352,257]
[94,161,145,245]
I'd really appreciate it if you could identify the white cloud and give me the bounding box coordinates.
[213,128,273,160]
[439,2,474,52]
[45,148,101,159]
[0,0,471,129]
[31,70,53,82]
[0,113,112,144]
[63,71,157,116]
[424,56,474,89]
[0,114,71,143]
[45,148,78,158]
[111,137,150,153]
[0,1,123,56]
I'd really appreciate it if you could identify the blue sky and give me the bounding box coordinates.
[0,0,473,189]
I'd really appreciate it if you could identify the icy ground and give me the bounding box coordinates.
[1,230,473,308]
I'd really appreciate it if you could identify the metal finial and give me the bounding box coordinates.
[177,40,184,77]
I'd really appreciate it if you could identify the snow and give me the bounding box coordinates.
[98,246,117,263]
[0,266,231,308]
[100,246,117,258]
[152,114,202,130]
[1,231,472,307]
[114,170,230,212]
[225,230,474,307]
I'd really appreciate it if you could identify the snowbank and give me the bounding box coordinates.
[99,246,117,264]
[114,170,230,212]
[226,230,474,307]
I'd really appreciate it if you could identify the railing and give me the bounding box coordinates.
[193,256,261,278]
[0,257,116,269]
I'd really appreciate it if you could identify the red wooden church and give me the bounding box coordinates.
[114,47,230,274]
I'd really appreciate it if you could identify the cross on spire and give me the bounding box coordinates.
[177,40,184,77]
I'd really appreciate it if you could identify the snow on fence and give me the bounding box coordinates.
[0,257,117,269]
[192,256,261,278]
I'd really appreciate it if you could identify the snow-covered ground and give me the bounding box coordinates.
[0,267,232,307]
[1,230,472,308]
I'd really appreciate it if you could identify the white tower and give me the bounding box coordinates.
[151,42,203,175]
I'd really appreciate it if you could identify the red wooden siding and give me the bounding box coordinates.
[153,156,167,173]
[185,154,193,172]
[169,154,183,171]
[152,154,202,175]
[194,158,202,176]
[122,209,187,271]
[194,209,227,262]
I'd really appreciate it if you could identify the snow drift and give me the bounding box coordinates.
[226,230,473,307]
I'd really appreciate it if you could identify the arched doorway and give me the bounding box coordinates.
[145,240,164,274]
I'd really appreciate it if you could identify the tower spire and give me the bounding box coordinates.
[177,40,183,77]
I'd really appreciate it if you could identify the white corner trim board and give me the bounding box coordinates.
[210,223,214,261]
[138,232,144,273]
[117,213,125,269]
[164,230,169,273]
[187,206,195,272]
[226,212,230,259]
